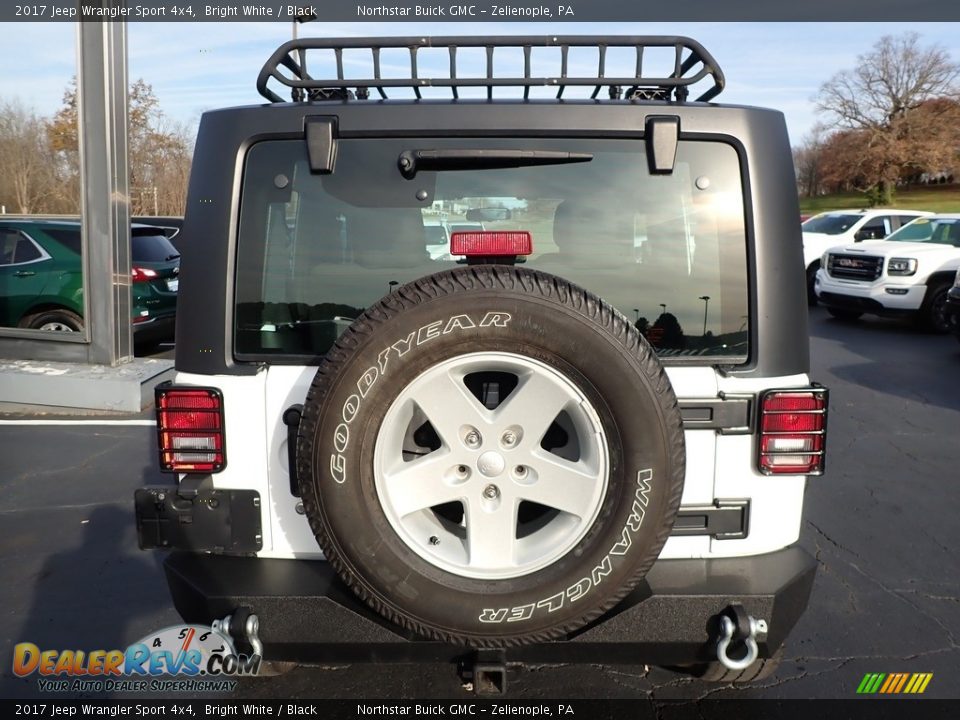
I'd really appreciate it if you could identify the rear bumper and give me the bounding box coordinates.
[133,313,176,343]
[162,547,817,666]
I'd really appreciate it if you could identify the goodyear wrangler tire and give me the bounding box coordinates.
[297,266,685,646]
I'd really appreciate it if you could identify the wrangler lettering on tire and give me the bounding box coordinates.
[296,266,686,646]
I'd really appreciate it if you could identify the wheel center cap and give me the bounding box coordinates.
[477,451,506,477]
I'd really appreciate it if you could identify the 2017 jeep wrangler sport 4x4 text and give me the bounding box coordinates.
[135,36,828,685]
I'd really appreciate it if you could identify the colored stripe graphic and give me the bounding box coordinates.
[856,673,885,693]
[893,673,909,693]
[879,674,896,693]
[857,672,932,694]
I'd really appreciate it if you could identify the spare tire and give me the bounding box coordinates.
[297,266,685,646]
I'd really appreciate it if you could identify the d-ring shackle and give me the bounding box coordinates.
[715,604,768,671]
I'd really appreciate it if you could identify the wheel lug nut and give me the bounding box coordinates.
[483,484,500,499]
[464,430,481,448]
[502,431,516,446]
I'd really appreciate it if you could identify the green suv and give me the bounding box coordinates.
[0,219,180,342]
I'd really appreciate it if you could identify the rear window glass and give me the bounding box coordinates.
[235,138,749,363]
[801,213,860,235]
[43,228,82,255]
[132,232,180,262]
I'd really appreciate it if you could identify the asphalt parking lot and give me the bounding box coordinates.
[1,307,958,701]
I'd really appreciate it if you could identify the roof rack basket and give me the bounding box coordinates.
[256,36,725,104]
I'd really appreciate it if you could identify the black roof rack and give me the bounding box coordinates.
[256,36,725,104]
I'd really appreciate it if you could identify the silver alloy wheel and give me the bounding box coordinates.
[38,321,77,332]
[373,351,609,580]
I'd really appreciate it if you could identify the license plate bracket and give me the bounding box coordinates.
[135,487,262,554]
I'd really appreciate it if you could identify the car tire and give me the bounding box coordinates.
[806,264,819,306]
[296,266,686,647]
[826,307,862,322]
[19,309,84,333]
[919,282,950,333]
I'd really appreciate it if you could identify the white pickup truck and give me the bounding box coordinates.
[801,209,931,303]
[815,214,960,331]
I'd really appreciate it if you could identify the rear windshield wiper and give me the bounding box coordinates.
[398,149,592,179]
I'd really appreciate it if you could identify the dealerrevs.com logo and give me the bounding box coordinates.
[13,624,259,693]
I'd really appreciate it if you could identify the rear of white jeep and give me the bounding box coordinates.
[135,36,827,683]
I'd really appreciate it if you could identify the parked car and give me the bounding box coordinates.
[423,220,450,260]
[945,268,960,343]
[136,35,829,683]
[133,216,184,251]
[815,214,960,331]
[0,219,180,342]
[801,209,931,304]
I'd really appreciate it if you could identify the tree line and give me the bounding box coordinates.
[795,33,960,205]
[0,79,192,216]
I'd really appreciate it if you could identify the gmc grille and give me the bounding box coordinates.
[827,253,883,281]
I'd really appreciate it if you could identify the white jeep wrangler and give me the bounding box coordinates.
[135,36,829,685]
[815,214,960,331]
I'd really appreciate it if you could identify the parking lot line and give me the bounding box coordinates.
[0,419,156,426]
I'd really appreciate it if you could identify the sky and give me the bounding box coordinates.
[2,21,959,144]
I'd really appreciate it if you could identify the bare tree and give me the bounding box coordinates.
[816,33,960,204]
[793,126,828,197]
[0,100,60,213]
[46,78,194,215]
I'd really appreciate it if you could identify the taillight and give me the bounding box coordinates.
[155,386,225,473]
[758,388,828,475]
[450,231,533,257]
[132,267,158,282]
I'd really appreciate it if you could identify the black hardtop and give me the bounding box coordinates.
[173,38,808,381]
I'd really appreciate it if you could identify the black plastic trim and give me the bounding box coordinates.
[645,116,680,174]
[304,116,338,174]
[136,488,262,554]
[673,500,749,539]
[282,404,303,497]
[678,396,752,433]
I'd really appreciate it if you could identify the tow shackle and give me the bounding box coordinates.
[715,604,768,671]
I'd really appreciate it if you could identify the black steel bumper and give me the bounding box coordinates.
[163,547,816,666]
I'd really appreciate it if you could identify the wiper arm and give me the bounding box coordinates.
[398,149,592,179]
